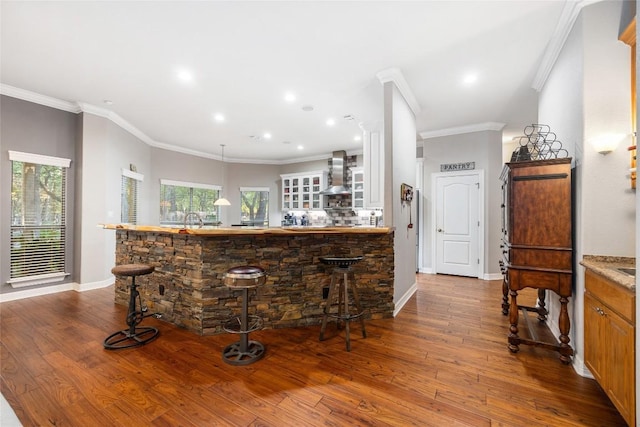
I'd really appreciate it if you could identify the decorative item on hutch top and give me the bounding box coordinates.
[510,124,569,162]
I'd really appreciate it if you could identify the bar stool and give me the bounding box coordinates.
[319,256,366,351]
[222,265,267,365]
[104,264,160,350]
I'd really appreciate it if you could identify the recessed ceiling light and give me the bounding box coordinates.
[263,132,272,139]
[297,145,304,150]
[462,73,478,85]
[213,113,225,122]
[354,135,362,142]
[326,118,336,126]
[284,92,296,103]
[301,105,314,112]
[177,69,193,82]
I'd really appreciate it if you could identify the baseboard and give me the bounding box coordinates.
[0,277,114,303]
[394,281,418,317]
[483,273,503,281]
[418,267,433,274]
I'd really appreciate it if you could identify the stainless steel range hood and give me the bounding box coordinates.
[320,150,351,195]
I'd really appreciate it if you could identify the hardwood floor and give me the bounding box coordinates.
[1,274,626,426]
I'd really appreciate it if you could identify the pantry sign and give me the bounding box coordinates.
[440,162,475,172]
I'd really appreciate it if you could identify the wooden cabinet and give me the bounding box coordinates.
[500,158,574,363]
[351,167,364,209]
[584,269,636,426]
[281,171,327,211]
[363,127,384,209]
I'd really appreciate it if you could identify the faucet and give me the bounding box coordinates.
[184,212,203,229]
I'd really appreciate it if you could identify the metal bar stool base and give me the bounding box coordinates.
[222,340,265,366]
[104,326,159,350]
[319,257,366,351]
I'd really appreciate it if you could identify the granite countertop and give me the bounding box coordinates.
[101,223,394,235]
[580,255,636,292]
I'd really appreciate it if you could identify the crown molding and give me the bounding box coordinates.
[1,84,81,113]
[419,122,505,140]
[376,67,421,116]
[1,85,357,165]
[532,0,601,91]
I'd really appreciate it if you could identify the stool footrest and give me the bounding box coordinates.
[328,311,366,321]
[223,315,263,334]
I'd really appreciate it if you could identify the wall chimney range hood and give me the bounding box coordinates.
[320,150,351,195]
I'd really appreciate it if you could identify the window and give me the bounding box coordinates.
[160,179,221,226]
[240,187,269,226]
[8,151,71,287]
[121,169,143,224]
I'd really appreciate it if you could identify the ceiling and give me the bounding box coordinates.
[1,1,569,164]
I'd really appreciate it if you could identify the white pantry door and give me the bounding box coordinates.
[435,173,480,277]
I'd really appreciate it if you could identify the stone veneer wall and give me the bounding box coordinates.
[114,229,395,335]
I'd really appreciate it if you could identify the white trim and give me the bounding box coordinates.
[240,187,270,192]
[122,168,144,181]
[160,179,221,191]
[2,84,365,165]
[8,150,71,168]
[376,67,421,116]
[393,281,418,317]
[431,169,485,280]
[280,170,327,179]
[532,0,600,91]
[420,122,506,140]
[483,273,504,281]
[7,272,70,288]
[1,84,81,113]
[0,277,114,303]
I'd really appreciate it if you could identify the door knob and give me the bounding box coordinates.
[437,228,443,233]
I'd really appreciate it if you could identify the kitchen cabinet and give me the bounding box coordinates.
[281,171,327,211]
[363,127,383,209]
[584,269,635,427]
[500,158,574,363]
[351,167,364,209]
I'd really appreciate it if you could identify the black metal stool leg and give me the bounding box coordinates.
[104,275,160,350]
[349,271,367,338]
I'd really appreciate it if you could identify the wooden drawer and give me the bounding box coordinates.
[510,247,571,270]
[509,268,572,295]
[585,269,635,323]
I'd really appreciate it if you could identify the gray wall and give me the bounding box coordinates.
[421,129,503,278]
[538,0,634,376]
[0,96,78,292]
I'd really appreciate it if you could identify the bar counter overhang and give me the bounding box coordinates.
[102,224,395,335]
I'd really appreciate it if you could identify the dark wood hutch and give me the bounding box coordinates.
[500,158,574,364]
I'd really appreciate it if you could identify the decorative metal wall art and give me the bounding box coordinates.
[510,124,569,162]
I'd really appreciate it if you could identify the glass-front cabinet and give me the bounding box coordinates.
[281,171,327,211]
[351,167,364,209]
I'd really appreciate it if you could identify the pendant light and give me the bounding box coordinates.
[214,144,231,206]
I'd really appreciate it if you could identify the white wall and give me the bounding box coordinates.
[538,0,634,375]
[383,82,418,308]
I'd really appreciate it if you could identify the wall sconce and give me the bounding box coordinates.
[590,133,627,155]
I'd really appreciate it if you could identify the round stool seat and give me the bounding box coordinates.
[224,265,267,289]
[319,256,363,269]
[112,264,155,277]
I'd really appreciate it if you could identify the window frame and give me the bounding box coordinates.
[159,179,222,226]
[240,186,270,227]
[8,150,71,288]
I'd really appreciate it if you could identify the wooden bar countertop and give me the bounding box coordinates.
[101,223,394,235]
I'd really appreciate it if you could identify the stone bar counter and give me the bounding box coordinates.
[102,224,395,335]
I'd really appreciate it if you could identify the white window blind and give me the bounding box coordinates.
[121,175,138,224]
[9,152,70,287]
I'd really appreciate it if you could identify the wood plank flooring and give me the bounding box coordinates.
[1,274,627,426]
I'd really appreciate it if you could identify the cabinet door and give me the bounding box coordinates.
[606,307,635,426]
[352,168,364,209]
[584,292,607,384]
